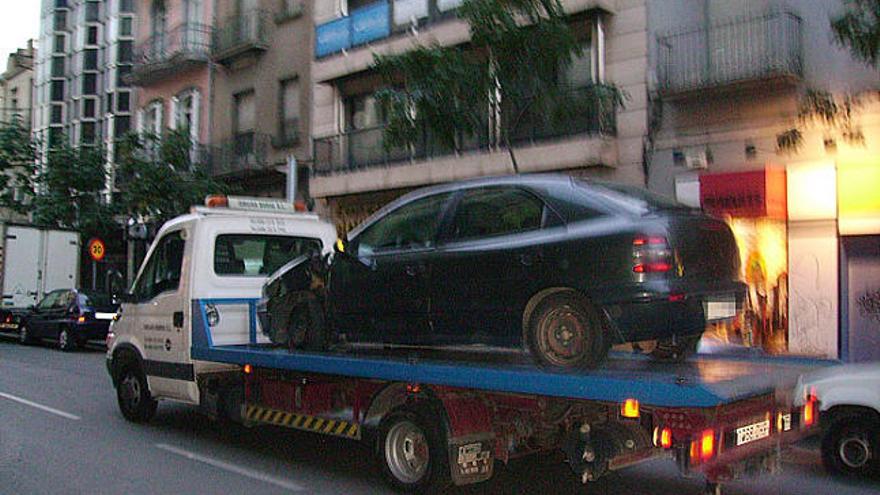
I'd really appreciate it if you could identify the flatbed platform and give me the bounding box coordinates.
[191,299,832,408]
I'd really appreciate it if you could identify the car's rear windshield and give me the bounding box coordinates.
[575,179,692,214]
[78,291,115,308]
[214,234,323,276]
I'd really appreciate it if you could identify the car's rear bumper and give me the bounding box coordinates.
[72,322,111,341]
[599,281,746,342]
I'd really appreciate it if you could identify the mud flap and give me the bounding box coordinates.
[448,437,494,486]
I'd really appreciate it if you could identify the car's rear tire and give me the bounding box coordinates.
[526,293,607,369]
[18,324,34,345]
[58,327,77,352]
[822,415,880,478]
[377,407,450,492]
[116,360,158,423]
[649,334,701,362]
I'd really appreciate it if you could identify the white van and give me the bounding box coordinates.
[106,197,336,420]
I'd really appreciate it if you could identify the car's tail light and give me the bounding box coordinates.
[633,235,673,275]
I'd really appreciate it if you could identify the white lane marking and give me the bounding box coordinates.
[0,391,81,420]
[155,443,305,492]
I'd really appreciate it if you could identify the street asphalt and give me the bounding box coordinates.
[1,337,878,495]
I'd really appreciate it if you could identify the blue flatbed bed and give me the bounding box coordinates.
[191,299,833,409]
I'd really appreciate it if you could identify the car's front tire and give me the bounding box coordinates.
[116,360,158,423]
[287,294,327,352]
[822,414,880,478]
[18,324,34,345]
[526,293,607,369]
[58,327,77,352]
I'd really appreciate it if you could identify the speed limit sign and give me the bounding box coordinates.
[87,238,106,262]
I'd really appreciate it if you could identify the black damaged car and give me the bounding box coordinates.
[259,174,745,369]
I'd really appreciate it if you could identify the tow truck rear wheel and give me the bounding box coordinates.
[116,360,158,423]
[377,408,450,492]
[822,415,880,478]
[527,293,606,369]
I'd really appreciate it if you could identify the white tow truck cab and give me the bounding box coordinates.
[106,196,336,412]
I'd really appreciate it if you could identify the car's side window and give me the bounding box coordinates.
[37,290,61,310]
[449,187,545,241]
[56,290,75,309]
[131,231,185,301]
[356,192,453,256]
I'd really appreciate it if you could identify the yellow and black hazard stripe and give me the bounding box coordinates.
[243,404,361,440]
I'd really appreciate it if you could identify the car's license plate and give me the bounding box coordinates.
[736,419,770,446]
[704,295,736,321]
[95,312,116,320]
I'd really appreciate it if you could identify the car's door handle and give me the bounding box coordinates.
[518,254,534,266]
[173,311,184,328]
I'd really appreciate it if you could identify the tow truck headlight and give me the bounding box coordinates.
[205,304,220,327]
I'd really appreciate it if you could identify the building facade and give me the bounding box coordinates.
[209,0,313,198]
[0,40,36,127]
[645,0,880,361]
[309,0,651,233]
[131,0,213,158]
[33,0,138,186]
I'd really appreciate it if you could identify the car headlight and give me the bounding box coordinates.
[205,303,220,327]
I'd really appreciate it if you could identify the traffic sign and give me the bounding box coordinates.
[88,238,106,262]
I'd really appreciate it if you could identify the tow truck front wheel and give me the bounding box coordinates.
[822,416,880,478]
[116,362,158,423]
[378,409,450,492]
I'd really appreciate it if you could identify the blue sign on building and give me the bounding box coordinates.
[351,1,391,46]
[315,17,352,58]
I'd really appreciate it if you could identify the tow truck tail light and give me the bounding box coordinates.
[633,236,673,275]
[654,427,673,449]
[803,395,817,427]
[621,398,640,418]
[689,429,717,465]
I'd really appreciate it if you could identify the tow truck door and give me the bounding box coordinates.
[127,229,191,400]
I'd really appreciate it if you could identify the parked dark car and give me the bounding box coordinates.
[259,174,746,369]
[18,288,119,351]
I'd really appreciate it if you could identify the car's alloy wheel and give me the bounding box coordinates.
[58,328,75,352]
[18,324,32,345]
[528,293,606,369]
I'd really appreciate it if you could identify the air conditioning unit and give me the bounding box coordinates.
[684,149,708,170]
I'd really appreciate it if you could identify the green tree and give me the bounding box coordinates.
[114,128,227,227]
[832,0,880,68]
[371,0,623,173]
[0,116,39,216]
[32,139,117,241]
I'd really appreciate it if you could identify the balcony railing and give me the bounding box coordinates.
[131,23,211,85]
[313,88,615,176]
[657,10,803,95]
[211,132,272,176]
[212,10,270,64]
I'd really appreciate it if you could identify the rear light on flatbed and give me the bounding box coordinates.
[688,429,717,465]
[620,398,640,418]
[653,427,673,449]
[803,395,817,427]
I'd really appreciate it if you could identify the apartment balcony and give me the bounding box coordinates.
[657,10,803,98]
[130,24,211,85]
[313,88,616,177]
[212,10,271,65]
[211,132,273,176]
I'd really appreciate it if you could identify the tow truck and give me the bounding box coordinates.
[106,196,827,493]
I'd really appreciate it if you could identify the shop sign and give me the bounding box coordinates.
[700,169,786,219]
